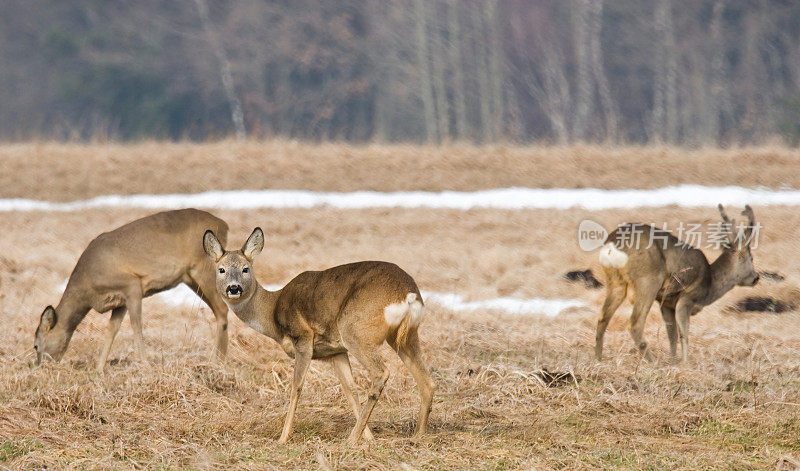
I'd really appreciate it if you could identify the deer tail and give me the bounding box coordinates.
[384,292,425,347]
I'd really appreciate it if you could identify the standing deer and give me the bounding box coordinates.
[34,209,230,371]
[203,227,435,444]
[595,205,759,362]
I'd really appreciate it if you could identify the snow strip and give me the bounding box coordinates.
[151,284,585,317]
[422,291,586,317]
[5,185,800,212]
[54,280,584,317]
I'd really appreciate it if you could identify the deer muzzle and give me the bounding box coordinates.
[226,284,243,298]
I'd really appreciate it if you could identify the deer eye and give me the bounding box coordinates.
[242,267,249,273]
[218,268,225,274]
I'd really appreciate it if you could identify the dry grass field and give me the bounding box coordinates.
[1,141,800,200]
[1,142,800,470]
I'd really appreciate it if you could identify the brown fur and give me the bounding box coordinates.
[203,228,435,445]
[596,205,760,362]
[34,209,230,371]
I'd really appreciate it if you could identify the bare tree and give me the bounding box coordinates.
[651,0,676,143]
[473,3,493,141]
[587,0,617,142]
[485,0,504,140]
[572,0,592,140]
[707,0,727,144]
[193,0,246,140]
[431,3,451,141]
[448,0,467,140]
[663,2,678,144]
[415,0,437,142]
[4,1,800,143]
[521,30,571,144]
[536,47,571,144]
[738,4,768,143]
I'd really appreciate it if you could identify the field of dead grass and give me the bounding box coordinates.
[1,142,800,469]
[1,141,799,201]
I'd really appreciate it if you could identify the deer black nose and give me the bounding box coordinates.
[226,285,242,295]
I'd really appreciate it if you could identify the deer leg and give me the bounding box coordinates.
[188,270,229,360]
[327,353,374,441]
[596,274,627,360]
[278,336,313,444]
[394,331,435,438]
[347,347,390,445]
[629,279,659,362]
[96,307,126,373]
[660,305,678,362]
[675,299,692,363]
[125,288,147,364]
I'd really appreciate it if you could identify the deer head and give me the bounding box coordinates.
[717,204,759,287]
[34,306,72,364]
[204,227,264,305]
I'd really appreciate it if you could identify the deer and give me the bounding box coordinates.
[34,208,230,372]
[202,227,435,445]
[595,204,760,363]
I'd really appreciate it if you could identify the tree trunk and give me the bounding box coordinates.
[708,0,726,144]
[587,0,617,142]
[431,3,451,141]
[663,0,678,144]
[193,0,246,140]
[485,0,504,140]
[415,0,438,142]
[572,0,593,141]
[473,4,493,142]
[525,37,571,145]
[448,0,467,140]
[739,4,764,143]
[651,1,668,143]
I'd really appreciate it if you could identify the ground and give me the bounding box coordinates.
[1,142,799,470]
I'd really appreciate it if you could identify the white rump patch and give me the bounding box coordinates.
[598,242,628,268]
[407,292,425,327]
[384,292,424,327]
[383,298,409,327]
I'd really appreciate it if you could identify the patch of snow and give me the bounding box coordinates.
[51,280,585,317]
[423,291,586,317]
[4,185,800,212]
[152,283,283,308]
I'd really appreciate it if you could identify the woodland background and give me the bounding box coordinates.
[3,0,800,145]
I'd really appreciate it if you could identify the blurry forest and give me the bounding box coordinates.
[2,0,800,144]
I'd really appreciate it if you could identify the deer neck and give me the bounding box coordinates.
[54,287,91,335]
[704,251,740,305]
[227,282,283,343]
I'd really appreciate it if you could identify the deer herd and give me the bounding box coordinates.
[33,204,760,444]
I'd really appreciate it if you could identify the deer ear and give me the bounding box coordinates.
[717,203,736,248]
[203,230,224,261]
[718,204,731,224]
[742,205,755,226]
[40,306,57,331]
[741,204,757,248]
[242,227,264,259]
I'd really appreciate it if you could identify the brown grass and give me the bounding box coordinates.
[1,141,799,201]
[1,143,800,469]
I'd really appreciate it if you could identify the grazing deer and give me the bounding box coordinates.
[34,209,230,371]
[595,205,759,363]
[203,228,435,444]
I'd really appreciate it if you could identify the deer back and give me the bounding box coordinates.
[274,261,421,337]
